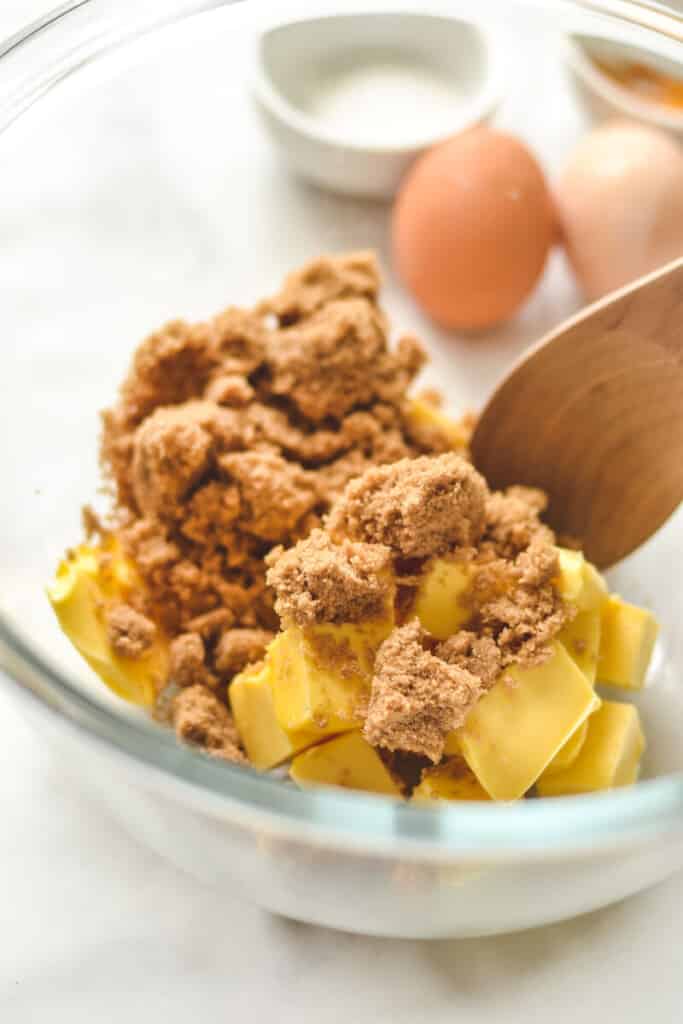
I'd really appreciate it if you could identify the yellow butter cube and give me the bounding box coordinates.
[559,608,601,684]
[556,549,585,603]
[443,731,462,757]
[414,558,472,639]
[270,616,392,736]
[406,398,470,451]
[598,595,659,691]
[413,758,491,802]
[290,731,402,796]
[540,718,589,779]
[47,543,168,707]
[555,549,608,612]
[230,661,320,770]
[578,561,609,612]
[537,701,645,796]
[457,642,600,801]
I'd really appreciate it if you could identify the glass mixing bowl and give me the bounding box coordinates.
[1,0,683,939]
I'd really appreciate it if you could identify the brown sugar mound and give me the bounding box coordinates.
[327,453,487,558]
[266,529,393,627]
[173,685,245,763]
[364,621,483,763]
[99,252,470,691]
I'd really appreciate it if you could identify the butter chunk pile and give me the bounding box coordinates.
[233,453,657,801]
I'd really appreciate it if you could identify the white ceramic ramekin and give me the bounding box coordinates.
[251,11,503,199]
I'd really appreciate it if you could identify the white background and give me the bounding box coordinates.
[2,1,683,1021]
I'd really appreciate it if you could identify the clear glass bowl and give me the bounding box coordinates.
[1,0,683,938]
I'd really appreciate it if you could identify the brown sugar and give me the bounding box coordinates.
[105,603,156,659]
[172,684,245,763]
[266,528,392,627]
[473,539,569,669]
[99,251,470,694]
[169,633,216,689]
[327,453,487,558]
[205,374,254,407]
[261,250,381,323]
[481,485,554,561]
[364,621,483,763]
[88,250,573,773]
[214,628,274,678]
[218,451,318,543]
[131,403,217,520]
[437,631,502,690]
[267,297,409,422]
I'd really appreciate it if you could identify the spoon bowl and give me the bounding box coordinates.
[471,257,683,568]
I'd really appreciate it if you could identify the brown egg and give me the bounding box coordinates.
[555,120,683,301]
[392,128,555,330]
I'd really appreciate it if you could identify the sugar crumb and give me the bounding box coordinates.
[173,684,245,763]
[215,628,274,678]
[328,453,488,558]
[267,528,392,627]
[364,621,483,763]
[106,603,156,659]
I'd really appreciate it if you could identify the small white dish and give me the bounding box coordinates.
[565,34,683,136]
[251,11,503,199]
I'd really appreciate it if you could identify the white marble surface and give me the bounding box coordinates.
[2,1,683,1020]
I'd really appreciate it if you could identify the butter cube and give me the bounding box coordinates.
[555,549,608,612]
[539,718,589,778]
[414,558,472,639]
[413,758,490,802]
[290,731,402,796]
[443,731,462,757]
[406,398,470,450]
[457,642,600,801]
[578,561,609,612]
[537,701,645,796]
[270,616,392,736]
[555,549,585,603]
[598,595,659,691]
[230,661,320,770]
[559,608,601,683]
[47,543,168,707]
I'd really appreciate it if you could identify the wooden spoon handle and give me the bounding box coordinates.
[471,257,683,568]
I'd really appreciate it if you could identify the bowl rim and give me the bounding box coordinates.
[2,0,683,862]
[565,31,683,131]
[250,9,505,155]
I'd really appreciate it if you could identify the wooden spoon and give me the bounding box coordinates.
[471,257,683,569]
